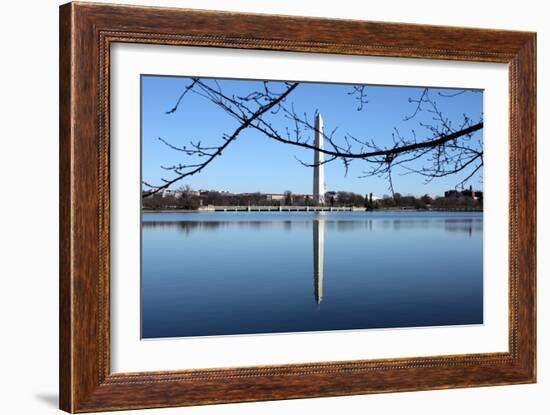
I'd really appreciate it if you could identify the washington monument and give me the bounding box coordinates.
[313,112,326,205]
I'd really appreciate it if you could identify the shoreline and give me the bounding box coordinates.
[142,208,483,213]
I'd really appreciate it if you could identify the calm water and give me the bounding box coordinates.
[141,211,483,338]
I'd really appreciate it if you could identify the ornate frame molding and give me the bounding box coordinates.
[60,2,536,412]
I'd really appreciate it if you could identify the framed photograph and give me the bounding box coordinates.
[59,2,536,412]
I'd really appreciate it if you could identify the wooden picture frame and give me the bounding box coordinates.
[59,2,536,412]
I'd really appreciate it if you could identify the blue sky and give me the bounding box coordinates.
[141,75,483,197]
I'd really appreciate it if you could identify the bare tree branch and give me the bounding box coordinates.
[143,80,483,198]
[142,82,299,197]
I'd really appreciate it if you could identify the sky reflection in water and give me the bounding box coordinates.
[141,211,483,338]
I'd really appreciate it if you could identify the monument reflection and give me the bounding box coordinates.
[313,217,325,304]
[142,215,480,306]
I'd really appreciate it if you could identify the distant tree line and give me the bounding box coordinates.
[142,186,483,211]
[142,185,201,210]
[373,192,482,211]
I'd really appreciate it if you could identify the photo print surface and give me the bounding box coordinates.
[140,75,484,339]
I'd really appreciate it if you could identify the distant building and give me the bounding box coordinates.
[161,189,180,198]
[444,189,459,198]
[265,194,286,201]
[444,185,483,200]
